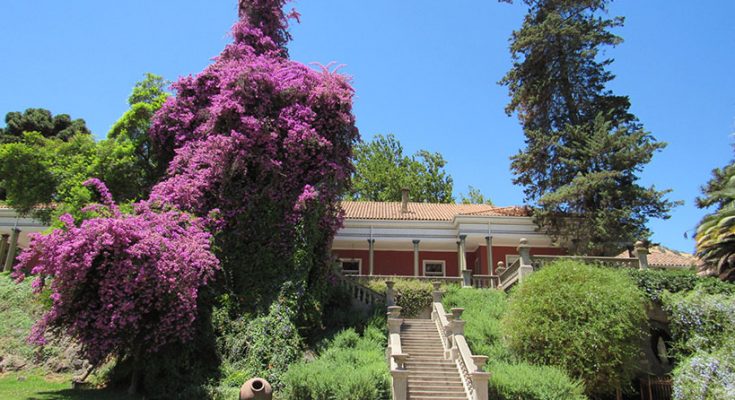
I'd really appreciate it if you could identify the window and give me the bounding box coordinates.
[339,259,361,275]
[423,260,445,277]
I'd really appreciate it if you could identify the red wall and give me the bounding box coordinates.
[333,246,566,276]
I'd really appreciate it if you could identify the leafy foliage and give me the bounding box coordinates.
[623,268,733,302]
[349,133,453,203]
[13,179,219,369]
[502,260,647,395]
[500,0,676,255]
[281,326,390,400]
[362,278,441,317]
[695,160,735,282]
[106,73,170,199]
[0,108,90,143]
[671,340,735,400]
[442,287,585,399]
[662,288,735,357]
[459,185,493,205]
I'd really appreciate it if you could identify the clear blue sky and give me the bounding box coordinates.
[1,1,734,252]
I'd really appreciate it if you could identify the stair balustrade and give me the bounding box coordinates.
[387,306,409,400]
[431,282,490,400]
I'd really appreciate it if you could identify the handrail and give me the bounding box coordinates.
[498,258,521,288]
[333,272,386,306]
[431,282,489,400]
[387,306,408,400]
[531,255,640,269]
[347,274,463,283]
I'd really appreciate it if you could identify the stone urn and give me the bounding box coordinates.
[240,377,273,400]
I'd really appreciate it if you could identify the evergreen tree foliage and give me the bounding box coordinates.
[0,108,90,143]
[500,0,677,255]
[350,133,454,203]
[459,185,493,205]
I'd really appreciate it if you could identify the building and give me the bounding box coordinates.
[332,194,565,278]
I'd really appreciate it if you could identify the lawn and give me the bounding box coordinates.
[0,373,139,400]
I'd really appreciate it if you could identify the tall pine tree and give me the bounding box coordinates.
[500,0,677,255]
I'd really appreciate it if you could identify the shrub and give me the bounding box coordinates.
[442,287,585,399]
[362,278,451,317]
[503,260,647,395]
[442,286,510,360]
[488,361,586,400]
[281,326,390,400]
[662,288,735,357]
[672,340,735,400]
[624,268,734,302]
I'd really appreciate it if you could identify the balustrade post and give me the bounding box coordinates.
[386,280,396,306]
[390,356,409,400]
[635,240,649,270]
[517,238,533,284]
[462,269,472,288]
[471,354,490,400]
[431,281,442,321]
[387,305,402,320]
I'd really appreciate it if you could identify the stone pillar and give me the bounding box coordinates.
[458,234,467,278]
[462,269,472,288]
[412,239,420,276]
[367,239,375,275]
[517,238,533,284]
[485,236,493,275]
[3,228,20,273]
[635,241,649,270]
[386,281,396,307]
[0,234,9,270]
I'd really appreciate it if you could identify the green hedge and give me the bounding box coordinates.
[442,287,586,399]
[362,278,453,317]
[281,326,390,400]
[623,268,734,302]
[503,260,647,396]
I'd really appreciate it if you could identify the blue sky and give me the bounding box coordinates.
[1,1,734,252]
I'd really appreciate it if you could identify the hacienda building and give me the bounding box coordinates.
[332,191,566,278]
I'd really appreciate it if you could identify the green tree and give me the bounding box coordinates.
[0,132,98,223]
[695,155,735,282]
[500,0,677,255]
[459,185,493,205]
[350,134,453,203]
[0,108,90,143]
[107,73,169,199]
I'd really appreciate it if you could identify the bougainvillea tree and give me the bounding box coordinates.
[14,179,219,392]
[148,0,359,306]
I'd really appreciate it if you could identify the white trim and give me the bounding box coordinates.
[338,258,362,275]
[423,259,446,277]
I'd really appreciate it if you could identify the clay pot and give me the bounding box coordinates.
[240,377,273,400]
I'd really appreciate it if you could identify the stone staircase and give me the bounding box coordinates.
[401,319,468,400]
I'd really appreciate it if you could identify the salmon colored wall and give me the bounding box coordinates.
[333,246,567,276]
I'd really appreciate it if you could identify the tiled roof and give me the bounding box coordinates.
[340,201,530,221]
[617,246,698,268]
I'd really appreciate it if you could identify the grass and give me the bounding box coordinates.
[0,372,139,400]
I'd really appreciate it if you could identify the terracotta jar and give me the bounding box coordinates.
[240,377,273,400]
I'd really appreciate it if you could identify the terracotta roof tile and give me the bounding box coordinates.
[617,246,698,268]
[340,201,529,221]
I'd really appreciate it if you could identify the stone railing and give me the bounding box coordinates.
[387,306,409,400]
[431,282,490,400]
[333,272,386,308]
[349,274,463,284]
[531,254,639,269]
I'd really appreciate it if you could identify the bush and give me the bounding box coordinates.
[442,287,585,399]
[503,260,647,396]
[672,340,735,400]
[624,268,734,302]
[442,286,510,360]
[362,278,451,317]
[281,326,390,400]
[488,361,586,400]
[662,288,735,357]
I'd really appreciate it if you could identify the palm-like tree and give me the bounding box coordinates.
[696,172,735,282]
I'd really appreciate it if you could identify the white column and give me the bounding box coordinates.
[485,235,493,275]
[367,239,375,275]
[458,234,467,278]
[412,239,420,276]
